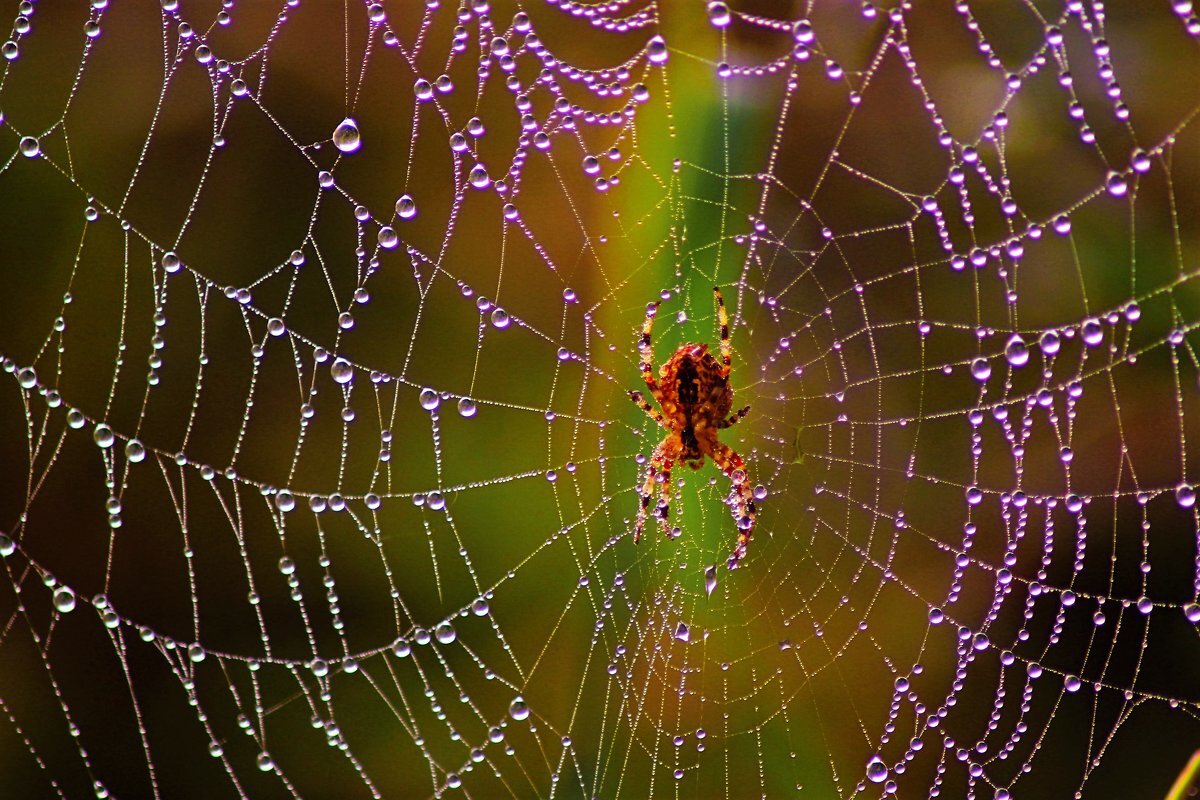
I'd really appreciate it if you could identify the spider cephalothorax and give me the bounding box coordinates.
[629,286,757,569]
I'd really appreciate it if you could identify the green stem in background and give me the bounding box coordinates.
[1167,750,1200,800]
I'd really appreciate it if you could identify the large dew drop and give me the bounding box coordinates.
[434,621,457,644]
[419,388,440,411]
[866,755,888,783]
[509,696,530,721]
[93,424,115,449]
[331,358,353,384]
[395,194,417,219]
[332,117,361,154]
[708,1,731,27]
[1039,329,1060,356]
[970,358,991,382]
[53,587,76,613]
[469,164,490,189]
[275,491,295,512]
[647,35,669,64]
[1004,334,1029,367]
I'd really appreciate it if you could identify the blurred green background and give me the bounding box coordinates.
[0,1,1199,798]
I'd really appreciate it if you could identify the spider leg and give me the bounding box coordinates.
[640,300,663,395]
[716,405,750,429]
[628,390,667,429]
[634,441,669,543]
[656,459,676,532]
[714,286,732,378]
[709,441,757,568]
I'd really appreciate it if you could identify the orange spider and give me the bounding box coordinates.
[629,286,757,569]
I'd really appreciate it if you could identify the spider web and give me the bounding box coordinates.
[1,0,1199,798]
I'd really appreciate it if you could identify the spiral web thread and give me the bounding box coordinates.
[1,0,1199,798]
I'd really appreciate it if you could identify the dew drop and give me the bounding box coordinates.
[457,398,477,418]
[419,388,440,411]
[18,136,39,158]
[674,622,690,642]
[395,194,417,219]
[53,587,76,613]
[1039,329,1060,356]
[1081,319,1104,346]
[469,164,491,189]
[970,358,991,382]
[1105,171,1127,197]
[275,491,295,512]
[1004,335,1029,367]
[125,439,146,463]
[705,565,717,597]
[93,424,115,449]
[17,367,36,389]
[647,35,669,64]
[490,308,510,328]
[331,358,353,384]
[435,622,457,644]
[332,117,361,154]
[866,756,888,783]
[708,1,731,27]
[509,696,530,721]
[1185,603,1200,624]
[472,597,490,616]
[0,533,13,557]
[187,642,206,662]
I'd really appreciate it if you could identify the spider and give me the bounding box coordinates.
[629,286,757,569]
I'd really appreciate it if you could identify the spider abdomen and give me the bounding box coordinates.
[661,344,733,420]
